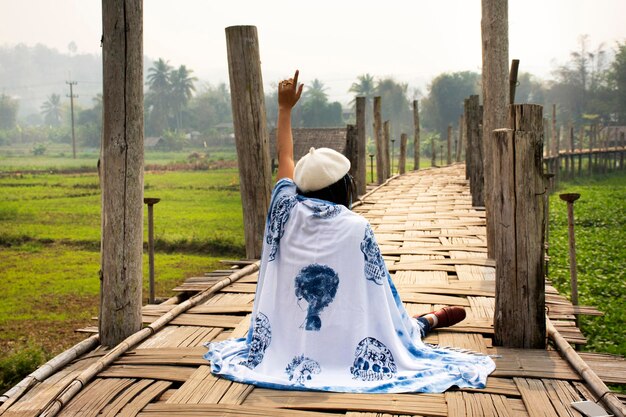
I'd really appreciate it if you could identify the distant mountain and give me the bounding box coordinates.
[0,43,153,119]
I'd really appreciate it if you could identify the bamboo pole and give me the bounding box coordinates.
[456,114,464,162]
[0,335,99,412]
[383,120,391,180]
[465,95,484,208]
[37,262,260,417]
[446,124,452,165]
[547,319,626,417]
[509,59,519,105]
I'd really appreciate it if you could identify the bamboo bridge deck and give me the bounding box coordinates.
[2,165,625,417]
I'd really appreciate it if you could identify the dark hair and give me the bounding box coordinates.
[298,173,356,209]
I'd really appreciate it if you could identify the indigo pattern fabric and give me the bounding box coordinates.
[286,355,321,385]
[205,178,495,393]
[295,264,339,331]
[360,224,386,285]
[351,337,397,381]
[240,312,271,369]
[266,193,297,262]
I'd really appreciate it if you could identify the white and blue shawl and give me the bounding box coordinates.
[205,178,495,393]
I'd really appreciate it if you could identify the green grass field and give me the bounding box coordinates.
[548,172,626,357]
[0,147,623,393]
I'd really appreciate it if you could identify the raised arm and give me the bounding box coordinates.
[276,70,303,181]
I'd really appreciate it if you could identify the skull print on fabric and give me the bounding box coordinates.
[360,224,386,285]
[266,194,297,261]
[240,312,271,369]
[350,337,397,381]
[294,264,339,331]
[286,354,322,385]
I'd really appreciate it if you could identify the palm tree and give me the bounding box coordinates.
[146,58,173,134]
[170,65,197,130]
[303,79,328,102]
[349,74,377,137]
[41,93,63,127]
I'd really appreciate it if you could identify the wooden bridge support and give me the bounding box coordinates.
[225,26,272,259]
[399,133,407,174]
[383,120,391,179]
[373,96,384,184]
[456,114,464,162]
[355,96,367,195]
[493,104,546,349]
[413,100,420,170]
[481,0,509,258]
[446,124,452,165]
[99,0,144,348]
[465,95,484,207]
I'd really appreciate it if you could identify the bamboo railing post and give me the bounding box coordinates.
[399,133,407,174]
[559,193,581,327]
[373,96,384,184]
[493,104,546,349]
[554,126,561,189]
[413,100,420,170]
[621,132,625,170]
[226,26,272,259]
[100,0,144,347]
[465,95,484,207]
[391,137,395,174]
[355,96,367,195]
[588,124,594,175]
[509,59,519,105]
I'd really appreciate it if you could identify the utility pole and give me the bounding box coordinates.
[66,81,78,159]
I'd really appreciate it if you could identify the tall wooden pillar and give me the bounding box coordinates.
[446,124,452,165]
[383,121,390,179]
[355,96,367,195]
[399,133,408,174]
[413,100,421,170]
[100,0,144,347]
[481,0,509,258]
[373,96,384,184]
[465,95,484,208]
[493,104,546,348]
[226,26,272,259]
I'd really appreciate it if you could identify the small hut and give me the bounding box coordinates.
[269,127,347,171]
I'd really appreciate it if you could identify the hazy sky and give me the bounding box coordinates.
[2,0,625,104]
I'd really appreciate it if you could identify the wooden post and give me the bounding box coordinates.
[578,125,584,176]
[481,0,509,259]
[493,104,546,349]
[465,95,484,207]
[564,123,571,177]
[559,193,581,327]
[446,124,452,165]
[225,26,272,259]
[383,120,390,179]
[588,124,594,175]
[399,133,407,174]
[346,124,358,179]
[355,97,367,195]
[373,96,384,184]
[144,197,160,304]
[619,132,626,170]
[509,59,519,105]
[100,0,144,347]
[554,126,561,188]
[456,114,464,162]
[413,100,420,170]
[431,134,437,167]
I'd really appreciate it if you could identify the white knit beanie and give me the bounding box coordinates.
[294,147,351,193]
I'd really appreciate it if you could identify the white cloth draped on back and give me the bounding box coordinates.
[205,178,495,393]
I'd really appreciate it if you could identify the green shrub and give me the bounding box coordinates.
[0,345,47,394]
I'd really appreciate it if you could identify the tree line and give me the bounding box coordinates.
[1,36,625,153]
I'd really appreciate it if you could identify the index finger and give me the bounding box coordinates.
[293,70,299,87]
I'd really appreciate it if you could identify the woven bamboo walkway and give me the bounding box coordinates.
[2,165,625,417]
